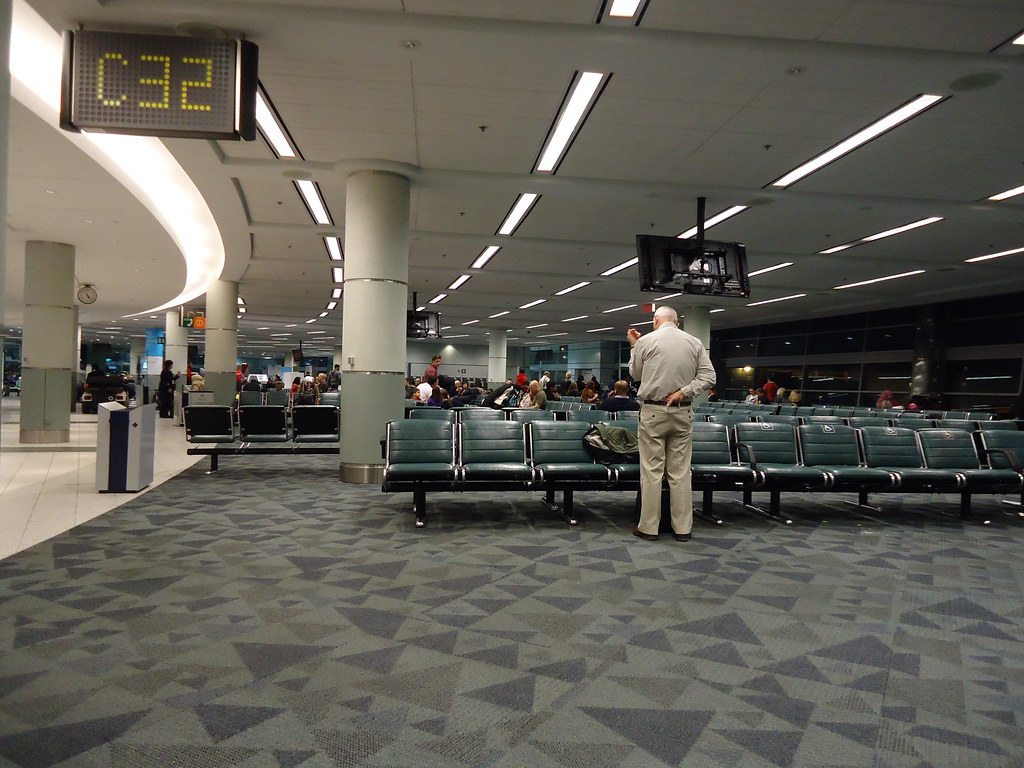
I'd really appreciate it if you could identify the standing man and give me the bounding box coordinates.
[424,355,441,382]
[628,306,716,542]
[326,364,342,392]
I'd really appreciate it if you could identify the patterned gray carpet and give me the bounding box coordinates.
[1,455,1022,768]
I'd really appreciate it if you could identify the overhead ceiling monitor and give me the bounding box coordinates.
[407,311,442,339]
[636,235,750,298]
[60,30,258,140]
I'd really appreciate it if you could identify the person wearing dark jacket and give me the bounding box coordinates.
[598,381,641,412]
[158,360,178,418]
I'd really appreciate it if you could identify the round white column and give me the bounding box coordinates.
[340,170,410,483]
[164,311,188,421]
[681,305,712,404]
[204,279,239,406]
[487,329,508,388]
[21,241,76,443]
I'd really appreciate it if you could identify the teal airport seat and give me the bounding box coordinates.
[917,428,1023,519]
[797,424,896,507]
[184,405,236,443]
[458,421,533,486]
[457,408,504,422]
[382,420,457,527]
[292,405,340,442]
[408,407,455,422]
[238,405,288,442]
[528,421,611,524]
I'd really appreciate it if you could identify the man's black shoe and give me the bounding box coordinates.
[674,532,691,542]
[632,527,658,541]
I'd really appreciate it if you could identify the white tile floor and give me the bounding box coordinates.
[0,397,203,559]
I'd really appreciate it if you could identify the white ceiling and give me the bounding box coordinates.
[6,0,1024,357]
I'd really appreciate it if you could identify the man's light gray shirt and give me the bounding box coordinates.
[629,323,716,401]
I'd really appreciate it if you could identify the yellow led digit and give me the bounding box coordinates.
[181,57,213,111]
[97,53,128,106]
[138,55,171,109]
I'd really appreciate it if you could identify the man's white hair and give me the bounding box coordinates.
[654,305,678,323]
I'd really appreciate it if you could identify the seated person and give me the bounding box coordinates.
[189,372,206,391]
[526,380,546,410]
[598,381,641,412]
[242,375,262,391]
[580,384,601,405]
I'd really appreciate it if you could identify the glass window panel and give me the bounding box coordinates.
[802,365,860,391]
[806,330,864,355]
[866,326,915,351]
[862,362,912,393]
[947,318,1024,347]
[758,336,804,356]
[945,359,1021,394]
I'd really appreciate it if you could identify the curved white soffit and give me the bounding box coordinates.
[9,0,225,315]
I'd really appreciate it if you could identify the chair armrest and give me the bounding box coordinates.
[980,447,1022,472]
[735,442,759,470]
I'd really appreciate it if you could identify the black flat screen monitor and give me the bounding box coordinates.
[407,310,442,339]
[637,235,750,298]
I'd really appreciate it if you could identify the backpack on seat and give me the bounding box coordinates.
[582,424,640,464]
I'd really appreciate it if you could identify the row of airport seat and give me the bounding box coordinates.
[406,407,638,423]
[700,412,1019,432]
[382,419,1024,528]
[703,400,998,422]
[184,404,340,472]
[238,390,341,407]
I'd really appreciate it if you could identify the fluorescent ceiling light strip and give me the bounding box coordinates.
[317,312,328,318]
[497,194,540,236]
[748,262,794,277]
[445,334,468,338]
[415,306,426,311]
[10,0,226,315]
[255,91,297,158]
[332,268,344,283]
[527,323,548,329]
[747,294,807,307]
[471,245,501,269]
[295,179,332,225]
[710,308,725,313]
[600,258,638,276]
[603,304,637,313]
[987,184,1024,201]
[1014,31,1024,44]
[462,319,479,325]
[305,319,317,324]
[428,294,447,304]
[834,270,925,290]
[538,332,568,338]
[965,246,1024,263]
[331,288,342,298]
[519,299,546,309]
[536,72,605,172]
[819,244,855,255]
[587,327,614,333]
[862,217,942,241]
[448,275,472,290]
[770,94,945,188]
[489,311,510,318]
[608,0,643,16]
[325,301,337,310]
[563,315,589,322]
[677,206,749,238]
[325,237,343,260]
[554,281,590,296]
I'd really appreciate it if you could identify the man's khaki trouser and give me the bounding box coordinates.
[637,404,694,535]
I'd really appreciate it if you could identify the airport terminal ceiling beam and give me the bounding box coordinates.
[92,0,1022,78]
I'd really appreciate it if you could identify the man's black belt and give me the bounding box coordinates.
[642,399,691,407]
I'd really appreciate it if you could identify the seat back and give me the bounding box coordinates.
[917,428,982,470]
[895,411,927,420]
[528,421,593,465]
[811,407,835,416]
[933,419,976,432]
[758,414,800,426]
[386,420,455,466]
[238,390,264,407]
[691,422,733,465]
[893,419,937,431]
[775,404,798,416]
[612,410,640,421]
[460,421,526,464]
[859,426,925,468]
[265,388,290,407]
[846,415,891,429]
[292,405,340,442]
[238,405,288,441]
[319,391,340,408]
[734,422,799,464]
[977,420,1017,431]
[803,415,844,425]
[408,407,455,421]
[707,412,751,426]
[546,400,570,411]
[798,423,862,467]
[567,409,605,424]
[184,405,235,443]
[457,408,505,422]
[943,410,968,420]
[510,409,556,424]
[794,406,815,418]
[977,430,1024,470]
[967,411,996,421]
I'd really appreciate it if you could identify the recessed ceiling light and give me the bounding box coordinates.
[471,245,501,269]
[332,288,342,298]
[526,323,548,329]
[817,217,942,253]
[428,294,446,304]
[519,299,546,309]
[987,184,1024,201]
[448,274,472,290]
[769,94,945,188]
[608,0,643,17]
[748,262,794,277]
[535,72,607,173]
[489,311,510,318]
[305,318,318,324]
[538,332,568,338]
[497,193,540,236]
[325,301,337,310]
[295,179,332,225]
[325,237,343,260]
[602,303,637,313]
[562,315,588,322]
[554,281,590,296]
[965,245,1024,263]
[586,327,614,333]
[332,267,344,283]
[255,89,297,158]
[462,319,479,325]
[416,306,426,311]
[747,294,807,307]
[600,258,638,276]
[834,270,925,290]
[677,206,748,238]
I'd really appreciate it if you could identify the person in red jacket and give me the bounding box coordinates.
[763,379,778,402]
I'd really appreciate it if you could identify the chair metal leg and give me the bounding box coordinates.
[561,490,579,526]
[695,488,724,526]
[413,488,427,528]
[737,489,794,524]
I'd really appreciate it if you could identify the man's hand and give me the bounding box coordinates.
[665,389,686,406]
[627,328,641,347]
